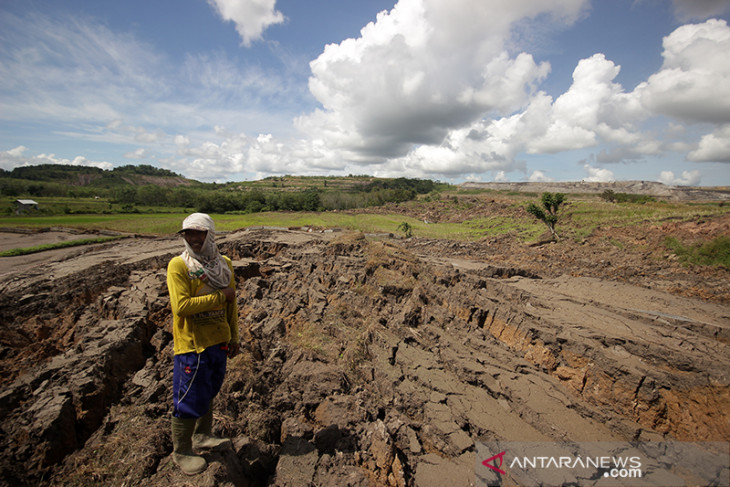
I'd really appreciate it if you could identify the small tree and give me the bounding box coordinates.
[601,189,616,202]
[526,192,566,240]
[397,221,413,238]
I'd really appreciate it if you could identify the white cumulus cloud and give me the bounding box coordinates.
[0,146,113,171]
[528,54,647,154]
[658,170,702,185]
[296,0,587,164]
[637,19,730,124]
[207,0,285,47]
[583,164,615,182]
[687,125,730,162]
[528,170,554,182]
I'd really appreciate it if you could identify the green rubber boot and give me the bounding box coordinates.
[171,416,208,475]
[193,406,232,451]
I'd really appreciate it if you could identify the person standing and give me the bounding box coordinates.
[166,213,239,475]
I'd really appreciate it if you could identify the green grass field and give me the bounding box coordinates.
[2,196,193,216]
[1,193,728,253]
[0,236,127,257]
[0,211,482,240]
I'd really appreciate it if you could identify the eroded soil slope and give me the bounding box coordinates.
[0,220,728,486]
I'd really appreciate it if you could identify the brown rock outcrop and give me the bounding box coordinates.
[0,227,727,486]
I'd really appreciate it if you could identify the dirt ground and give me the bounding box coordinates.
[0,201,728,486]
[0,230,118,277]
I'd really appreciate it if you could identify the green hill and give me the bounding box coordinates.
[1,164,448,215]
[1,164,194,189]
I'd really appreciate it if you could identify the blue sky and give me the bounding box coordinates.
[1,0,729,185]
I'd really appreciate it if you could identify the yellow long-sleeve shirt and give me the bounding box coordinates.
[166,255,239,355]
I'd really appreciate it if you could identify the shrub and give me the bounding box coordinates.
[397,222,413,238]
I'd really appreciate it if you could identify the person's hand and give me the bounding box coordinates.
[227,342,240,358]
[221,287,235,302]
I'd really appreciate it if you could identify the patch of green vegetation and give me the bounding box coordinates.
[601,190,657,204]
[564,200,727,241]
[462,216,534,238]
[664,236,730,269]
[0,213,191,234]
[2,196,193,217]
[228,212,416,234]
[0,236,126,257]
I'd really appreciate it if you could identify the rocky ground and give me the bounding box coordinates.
[0,201,728,486]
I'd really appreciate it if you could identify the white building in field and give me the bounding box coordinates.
[14,199,39,214]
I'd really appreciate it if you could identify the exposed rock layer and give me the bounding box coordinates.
[0,226,728,486]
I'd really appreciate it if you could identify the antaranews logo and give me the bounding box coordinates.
[482,451,507,475]
[480,449,642,480]
[475,441,730,487]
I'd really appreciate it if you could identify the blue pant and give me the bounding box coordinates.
[173,344,228,419]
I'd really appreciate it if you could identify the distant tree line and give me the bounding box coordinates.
[0,164,186,198]
[1,164,180,181]
[195,179,434,213]
[195,189,323,213]
[363,177,436,194]
[600,190,656,204]
[1,164,440,214]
